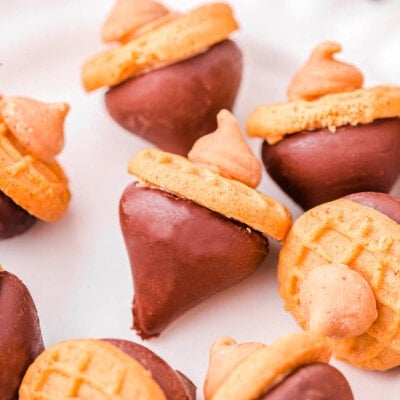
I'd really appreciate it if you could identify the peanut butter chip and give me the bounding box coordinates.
[205,338,266,400]
[101,0,171,43]
[287,41,364,101]
[300,263,378,339]
[0,96,69,162]
[188,110,261,188]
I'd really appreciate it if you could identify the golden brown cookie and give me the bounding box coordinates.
[247,86,400,145]
[278,198,400,370]
[128,147,291,240]
[204,332,331,400]
[19,339,166,400]
[0,122,70,222]
[82,3,239,91]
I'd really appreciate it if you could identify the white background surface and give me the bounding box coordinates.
[1,0,400,398]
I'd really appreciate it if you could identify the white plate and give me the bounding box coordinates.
[1,1,400,398]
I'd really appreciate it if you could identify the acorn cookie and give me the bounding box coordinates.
[204,331,354,400]
[19,338,195,399]
[0,95,71,238]
[0,267,44,400]
[247,41,400,209]
[82,0,243,155]
[278,192,400,370]
[119,110,292,338]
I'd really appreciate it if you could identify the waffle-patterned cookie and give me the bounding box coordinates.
[19,339,166,400]
[278,198,400,370]
[0,122,70,221]
[247,86,400,145]
[128,148,291,240]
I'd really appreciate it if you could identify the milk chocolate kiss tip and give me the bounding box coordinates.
[120,182,268,338]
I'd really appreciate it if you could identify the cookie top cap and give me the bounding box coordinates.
[101,0,173,44]
[0,96,70,221]
[246,41,400,144]
[19,338,167,400]
[204,332,331,400]
[82,2,239,91]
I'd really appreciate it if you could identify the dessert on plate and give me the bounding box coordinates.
[204,331,354,400]
[0,267,44,400]
[0,95,71,238]
[119,110,291,338]
[82,0,243,155]
[246,41,400,209]
[278,191,400,370]
[19,338,195,399]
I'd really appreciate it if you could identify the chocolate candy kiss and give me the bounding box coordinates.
[260,363,354,400]
[345,192,400,224]
[105,339,195,400]
[106,39,242,155]
[0,270,44,400]
[0,190,36,239]
[262,118,400,210]
[119,182,268,338]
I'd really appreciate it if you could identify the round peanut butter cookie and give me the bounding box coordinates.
[278,195,400,370]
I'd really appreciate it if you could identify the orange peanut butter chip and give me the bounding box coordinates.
[287,41,364,101]
[0,96,68,162]
[19,339,167,400]
[300,263,378,338]
[101,0,171,43]
[188,109,261,188]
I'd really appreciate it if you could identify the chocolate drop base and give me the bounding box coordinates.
[0,271,44,400]
[262,118,400,210]
[105,39,243,155]
[0,190,36,239]
[345,191,400,224]
[119,182,268,338]
[259,363,354,400]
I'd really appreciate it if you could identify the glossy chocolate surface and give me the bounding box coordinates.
[0,271,44,400]
[345,192,400,224]
[260,363,354,400]
[106,39,243,155]
[105,339,195,400]
[262,118,400,210]
[0,190,36,239]
[119,182,268,338]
